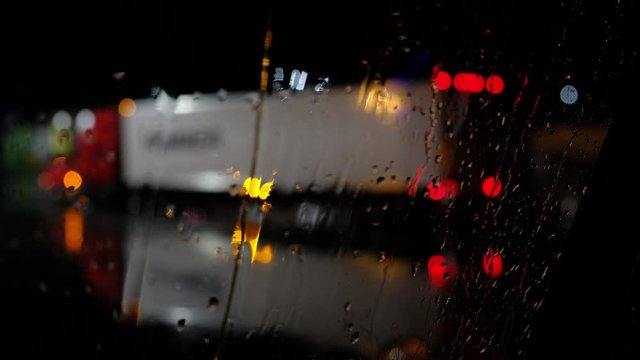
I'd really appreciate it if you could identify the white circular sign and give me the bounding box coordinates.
[560,84,578,105]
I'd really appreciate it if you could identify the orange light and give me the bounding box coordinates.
[64,207,83,253]
[63,170,83,190]
[231,221,264,263]
[254,245,273,264]
[118,98,137,117]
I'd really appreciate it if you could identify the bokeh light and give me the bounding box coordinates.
[434,71,452,91]
[483,250,503,279]
[481,176,502,198]
[118,98,137,117]
[485,75,505,94]
[63,170,83,190]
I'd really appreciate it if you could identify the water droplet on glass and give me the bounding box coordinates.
[345,85,353,93]
[290,245,302,256]
[208,297,219,312]
[232,171,241,180]
[435,155,442,164]
[344,301,352,312]
[203,334,211,344]
[411,263,419,277]
[164,204,176,218]
[350,331,360,344]
[228,184,239,197]
[378,251,387,262]
[177,222,185,233]
[177,319,186,332]
[376,176,385,185]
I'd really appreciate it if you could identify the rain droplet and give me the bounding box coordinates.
[345,85,353,93]
[344,301,352,312]
[208,297,219,312]
[176,319,186,332]
[411,263,419,277]
[203,334,211,344]
[214,247,222,255]
[376,176,385,185]
[232,171,241,180]
[378,251,387,262]
[228,184,239,197]
[164,205,176,218]
[435,155,442,164]
[350,331,360,344]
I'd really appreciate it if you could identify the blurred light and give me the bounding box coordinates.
[481,176,502,198]
[442,179,460,199]
[37,171,55,191]
[75,109,96,133]
[560,84,578,104]
[427,180,459,201]
[290,70,301,89]
[482,250,503,279]
[407,164,425,196]
[433,71,452,91]
[118,98,137,117]
[274,67,284,81]
[231,221,263,263]
[64,207,83,253]
[427,182,446,201]
[254,245,273,264]
[427,255,457,288]
[63,170,83,191]
[52,110,72,130]
[296,71,308,91]
[241,177,273,200]
[453,73,485,93]
[485,75,505,94]
[112,72,126,81]
[49,128,75,156]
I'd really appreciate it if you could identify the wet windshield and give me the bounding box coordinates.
[1,1,637,359]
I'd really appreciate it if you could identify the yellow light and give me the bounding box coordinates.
[64,207,83,253]
[254,245,273,264]
[241,177,274,200]
[230,220,266,263]
[63,170,82,190]
[118,98,137,117]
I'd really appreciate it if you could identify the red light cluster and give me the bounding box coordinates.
[427,250,504,288]
[433,71,504,94]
